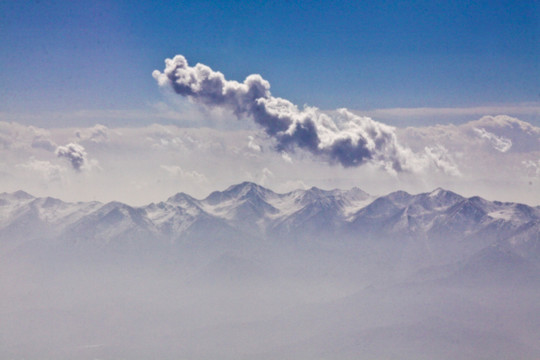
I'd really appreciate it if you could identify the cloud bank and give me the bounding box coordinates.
[400,115,539,155]
[153,55,413,171]
[0,117,538,205]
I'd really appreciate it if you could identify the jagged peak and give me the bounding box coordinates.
[466,195,491,206]
[227,181,261,190]
[229,181,269,195]
[166,192,198,205]
[5,190,35,200]
[292,187,343,206]
[429,187,445,196]
[303,186,365,197]
[387,190,411,197]
[206,181,276,204]
[345,187,370,199]
[100,200,134,211]
[304,186,336,196]
[33,196,65,208]
[422,187,463,201]
[385,190,413,204]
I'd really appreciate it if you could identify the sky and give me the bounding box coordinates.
[0,0,539,205]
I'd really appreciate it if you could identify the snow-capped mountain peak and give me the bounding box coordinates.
[0,183,538,262]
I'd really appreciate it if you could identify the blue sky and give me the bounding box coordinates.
[0,0,539,204]
[1,0,538,124]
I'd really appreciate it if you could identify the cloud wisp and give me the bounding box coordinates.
[473,127,512,152]
[153,55,414,172]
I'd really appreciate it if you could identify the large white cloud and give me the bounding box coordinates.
[153,55,418,172]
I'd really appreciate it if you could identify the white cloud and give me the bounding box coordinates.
[76,124,109,143]
[523,159,540,177]
[0,121,57,151]
[55,143,89,172]
[247,135,261,152]
[281,152,293,163]
[398,115,539,154]
[18,158,64,183]
[31,136,57,152]
[258,167,274,185]
[423,145,461,176]
[160,165,208,183]
[469,116,540,153]
[393,115,539,203]
[473,127,512,152]
[153,55,421,173]
[356,103,540,126]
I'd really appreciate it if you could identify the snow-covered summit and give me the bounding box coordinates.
[0,184,538,261]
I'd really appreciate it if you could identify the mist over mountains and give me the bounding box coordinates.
[2,182,539,264]
[1,182,540,359]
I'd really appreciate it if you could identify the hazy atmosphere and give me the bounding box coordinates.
[1,1,539,359]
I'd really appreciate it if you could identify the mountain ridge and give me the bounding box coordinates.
[2,183,540,359]
[1,182,539,266]
[2,181,538,209]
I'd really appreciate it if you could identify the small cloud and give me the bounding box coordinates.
[75,124,109,143]
[275,179,308,193]
[160,165,208,183]
[18,158,64,182]
[259,167,274,185]
[247,135,261,152]
[281,152,293,163]
[31,136,57,152]
[423,145,461,177]
[160,165,183,176]
[55,143,88,171]
[523,159,540,177]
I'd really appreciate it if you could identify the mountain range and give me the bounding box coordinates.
[2,182,540,360]
[1,182,539,265]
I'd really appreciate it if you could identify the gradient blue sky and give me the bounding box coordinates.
[1,0,538,125]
